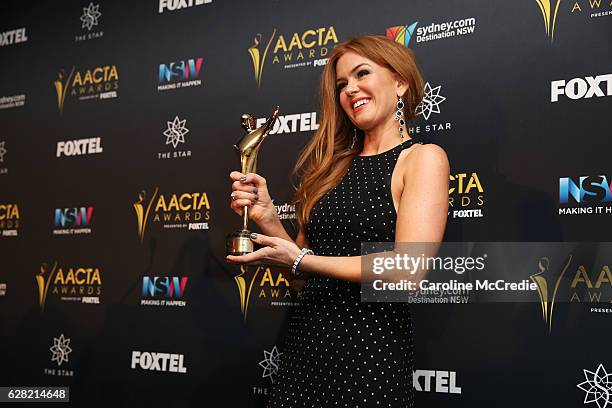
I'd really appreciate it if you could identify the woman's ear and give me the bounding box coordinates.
[394,75,409,98]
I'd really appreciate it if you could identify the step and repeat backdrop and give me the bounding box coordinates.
[1,0,611,406]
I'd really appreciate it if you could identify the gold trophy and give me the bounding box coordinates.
[226,106,279,256]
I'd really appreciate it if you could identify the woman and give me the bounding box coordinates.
[228,35,449,407]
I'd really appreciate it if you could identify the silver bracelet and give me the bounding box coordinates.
[291,247,313,277]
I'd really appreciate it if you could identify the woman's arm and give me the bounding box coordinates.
[228,144,450,283]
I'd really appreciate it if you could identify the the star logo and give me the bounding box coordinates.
[50,334,72,367]
[259,346,283,383]
[164,116,189,149]
[577,363,612,408]
[416,82,447,121]
[0,141,6,162]
[80,2,102,31]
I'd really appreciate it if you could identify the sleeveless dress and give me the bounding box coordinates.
[268,139,419,408]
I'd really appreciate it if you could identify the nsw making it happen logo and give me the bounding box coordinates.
[158,57,203,92]
[558,175,612,216]
[141,276,188,307]
[53,206,94,235]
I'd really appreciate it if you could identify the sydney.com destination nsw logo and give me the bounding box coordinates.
[248,26,339,87]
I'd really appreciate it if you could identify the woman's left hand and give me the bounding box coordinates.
[226,233,302,268]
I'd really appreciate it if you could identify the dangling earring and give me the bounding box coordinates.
[350,127,357,149]
[394,96,405,141]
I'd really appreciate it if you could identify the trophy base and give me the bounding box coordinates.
[226,230,254,256]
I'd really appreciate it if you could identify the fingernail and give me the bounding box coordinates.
[254,195,259,201]
[239,176,247,182]
[253,187,258,194]
[250,233,257,240]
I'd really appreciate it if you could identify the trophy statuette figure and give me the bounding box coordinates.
[226,106,279,256]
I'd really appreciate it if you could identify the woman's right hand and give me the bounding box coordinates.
[229,171,278,226]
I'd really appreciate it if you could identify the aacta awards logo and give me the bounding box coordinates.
[535,0,561,42]
[158,116,191,159]
[530,256,573,333]
[448,172,485,219]
[0,141,8,175]
[570,0,612,19]
[158,57,203,92]
[141,276,188,307]
[76,2,103,42]
[234,266,301,320]
[54,65,119,115]
[558,175,612,215]
[36,261,102,310]
[133,188,210,242]
[53,206,94,235]
[248,26,338,87]
[44,334,74,377]
[532,252,612,332]
[0,203,19,237]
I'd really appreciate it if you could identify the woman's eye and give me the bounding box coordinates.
[357,69,370,78]
[336,83,346,91]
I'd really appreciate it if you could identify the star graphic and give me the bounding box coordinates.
[578,364,612,408]
[0,141,6,163]
[163,116,189,149]
[80,2,102,31]
[259,346,283,383]
[49,334,72,367]
[416,82,447,121]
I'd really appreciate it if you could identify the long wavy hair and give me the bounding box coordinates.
[292,35,425,228]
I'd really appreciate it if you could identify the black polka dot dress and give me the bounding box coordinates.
[268,140,419,408]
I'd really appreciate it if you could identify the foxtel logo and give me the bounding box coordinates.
[56,138,103,157]
[158,0,212,13]
[551,73,612,102]
[131,351,187,373]
[255,112,319,135]
[413,369,461,394]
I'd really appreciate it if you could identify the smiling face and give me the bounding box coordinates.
[335,51,406,132]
